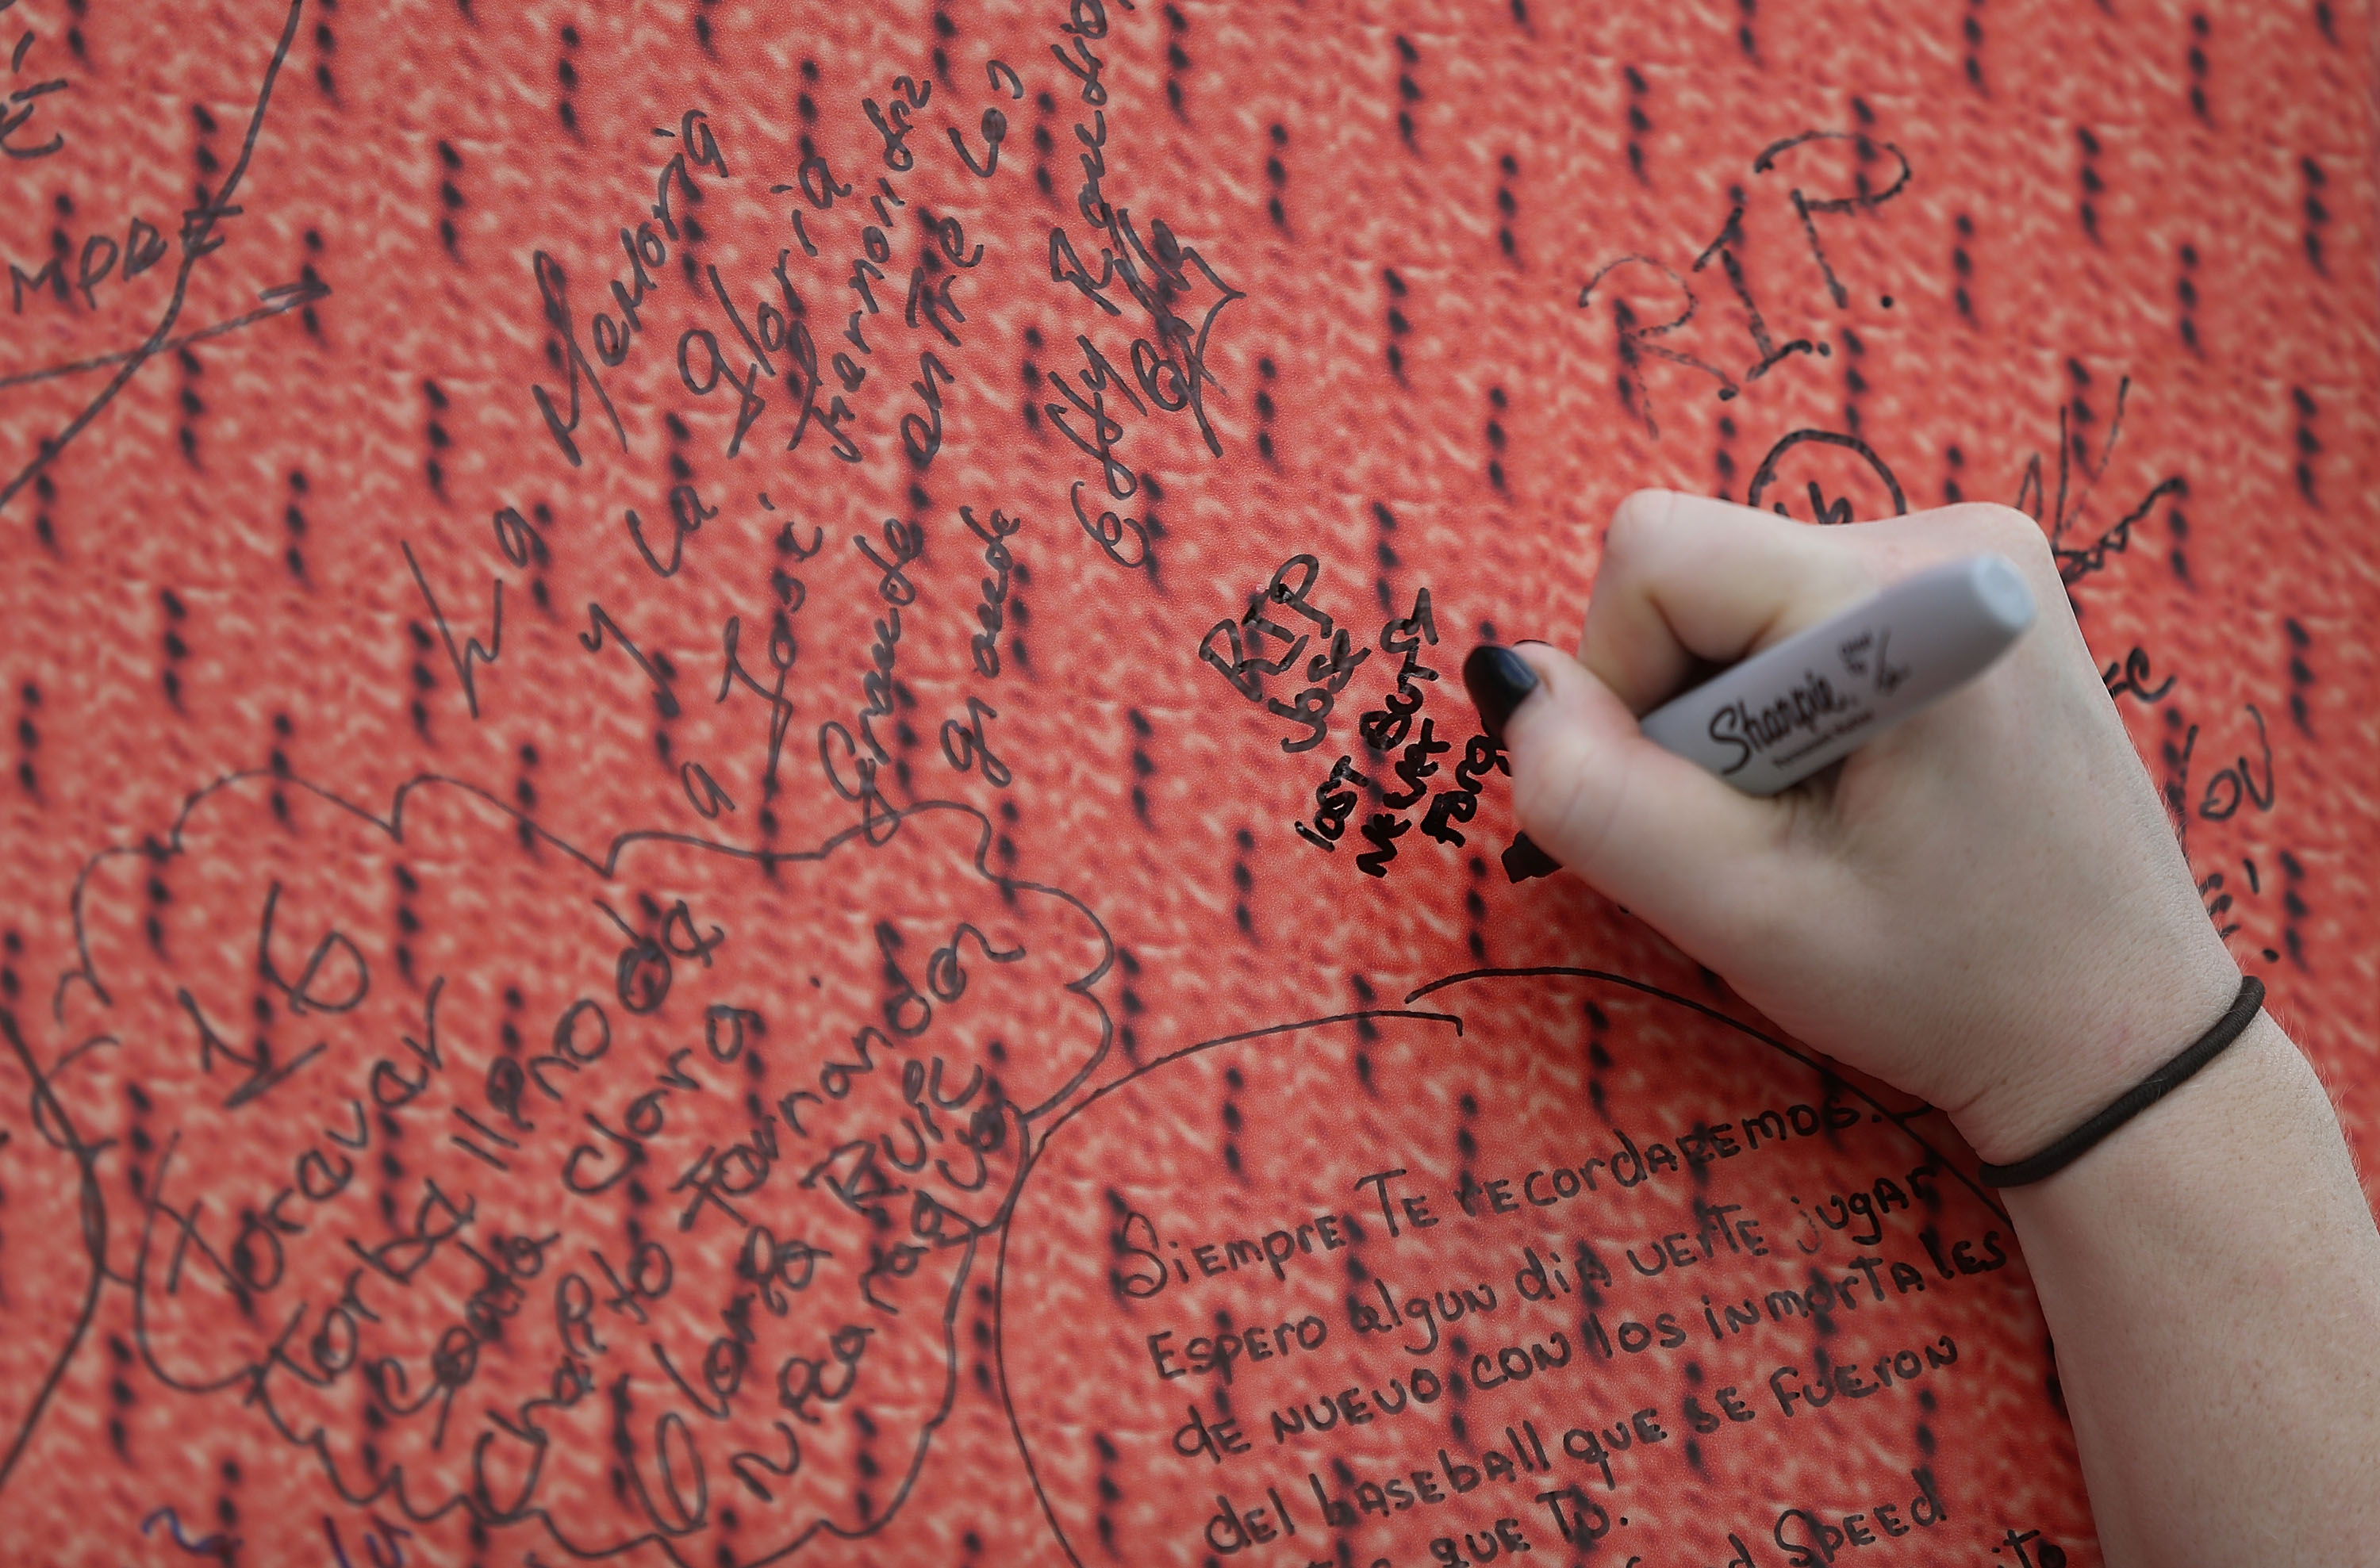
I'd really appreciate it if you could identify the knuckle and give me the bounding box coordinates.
[1601,490,1668,565]
[1956,502,2052,558]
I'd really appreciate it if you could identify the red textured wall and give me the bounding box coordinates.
[1,2,2373,1565]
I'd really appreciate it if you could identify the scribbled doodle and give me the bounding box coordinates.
[50,772,1112,1566]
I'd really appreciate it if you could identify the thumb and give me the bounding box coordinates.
[1465,641,1784,939]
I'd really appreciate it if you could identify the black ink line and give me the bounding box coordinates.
[1404,966,2010,1222]
[0,1008,109,1495]
[0,0,305,517]
[139,1505,240,1558]
[2056,476,2187,585]
[0,279,330,394]
[402,541,503,720]
[48,1030,117,1075]
[1745,428,1909,518]
[55,769,1115,1568]
[992,1004,1466,1568]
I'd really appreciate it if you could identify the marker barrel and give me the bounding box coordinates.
[1638,554,2036,796]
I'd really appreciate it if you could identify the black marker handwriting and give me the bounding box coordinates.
[0,0,308,516]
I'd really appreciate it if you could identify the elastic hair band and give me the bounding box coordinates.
[1977,975,2265,1188]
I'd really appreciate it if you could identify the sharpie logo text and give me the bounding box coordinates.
[1708,670,1864,774]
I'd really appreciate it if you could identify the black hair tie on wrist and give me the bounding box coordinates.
[1976,975,2266,1188]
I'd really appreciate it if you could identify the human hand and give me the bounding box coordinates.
[1467,490,2241,1163]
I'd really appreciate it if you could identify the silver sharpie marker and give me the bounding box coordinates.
[1639,554,2036,795]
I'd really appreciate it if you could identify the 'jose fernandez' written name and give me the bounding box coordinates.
[1709,668,1871,774]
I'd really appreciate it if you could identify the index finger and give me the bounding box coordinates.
[1583,490,1881,715]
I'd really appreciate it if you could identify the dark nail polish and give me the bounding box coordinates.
[1501,831,1561,882]
[1463,644,1540,745]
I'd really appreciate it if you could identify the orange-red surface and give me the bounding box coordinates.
[1,2,2374,1565]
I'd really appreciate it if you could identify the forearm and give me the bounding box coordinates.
[2002,1014,2380,1564]
[1488,496,2380,1558]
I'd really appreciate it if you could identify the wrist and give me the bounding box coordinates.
[1993,1010,2314,1199]
[1948,956,2247,1167]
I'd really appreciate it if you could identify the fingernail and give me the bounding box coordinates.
[1501,831,1562,882]
[1463,644,1540,745]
